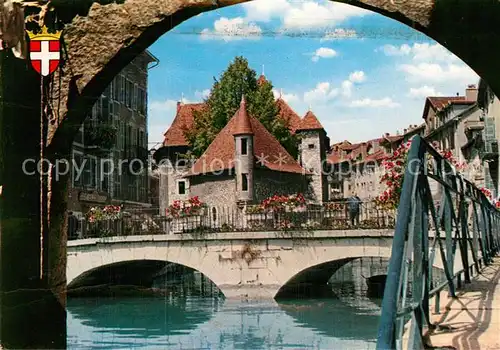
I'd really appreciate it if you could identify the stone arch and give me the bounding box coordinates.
[66,246,228,296]
[49,0,500,150]
[273,251,455,299]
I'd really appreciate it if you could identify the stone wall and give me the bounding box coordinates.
[189,173,236,208]
[299,130,328,203]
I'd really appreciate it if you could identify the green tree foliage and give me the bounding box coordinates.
[184,56,299,158]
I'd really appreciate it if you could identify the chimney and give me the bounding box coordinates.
[466,84,478,101]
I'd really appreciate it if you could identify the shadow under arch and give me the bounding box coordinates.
[67,259,223,297]
[49,0,500,151]
[275,257,358,299]
[275,256,449,299]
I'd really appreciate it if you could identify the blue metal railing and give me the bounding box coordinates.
[376,135,500,349]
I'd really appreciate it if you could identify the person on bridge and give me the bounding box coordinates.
[347,194,362,227]
[68,211,80,240]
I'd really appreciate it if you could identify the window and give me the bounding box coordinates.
[242,174,249,191]
[119,76,126,103]
[113,76,120,101]
[137,87,146,115]
[125,80,134,108]
[241,138,248,155]
[132,84,138,110]
[308,144,315,149]
[178,181,186,195]
[83,157,97,188]
[212,207,217,222]
[72,152,83,188]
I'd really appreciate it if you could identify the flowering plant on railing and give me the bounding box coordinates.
[495,200,500,210]
[165,196,206,218]
[261,193,306,212]
[323,202,344,211]
[86,205,122,223]
[375,140,410,209]
[376,139,468,209]
[480,187,493,201]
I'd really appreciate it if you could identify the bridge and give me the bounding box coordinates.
[67,229,467,300]
[67,135,500,350]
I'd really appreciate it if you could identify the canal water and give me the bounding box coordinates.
[67,257,444,349]
[67,295,382,349]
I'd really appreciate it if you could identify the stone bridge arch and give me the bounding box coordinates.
[66,233,463,299]
[49,0,500,150]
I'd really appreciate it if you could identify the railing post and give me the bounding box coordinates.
[376,135,424,350]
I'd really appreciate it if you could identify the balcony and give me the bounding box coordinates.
[464,120,484,132]
[482,140,499,160]
[84,124,117,156]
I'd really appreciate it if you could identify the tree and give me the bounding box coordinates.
[184,56,298,158]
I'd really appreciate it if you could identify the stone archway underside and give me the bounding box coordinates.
[49,0,500,151]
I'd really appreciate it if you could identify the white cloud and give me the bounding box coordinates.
[321,28,357,41]
[243,0,291,22]
[399,63,479,84]
[148,99,179,144]
[273,89,300,103]
[341,80,353,97]
[304,82,339,103]
[195,89,210,99]
[349,70,366,83]
[200,17,262,41]
[243,1,368,31]
[282,2,368,30]
[380,42,458,63]
[408,85,443,99]
[380,43,412,57]
[349,97,400,108]
[311,47,337,62]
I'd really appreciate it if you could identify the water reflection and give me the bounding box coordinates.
[67,296,382,349]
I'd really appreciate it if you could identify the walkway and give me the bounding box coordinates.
[427,257,500,349]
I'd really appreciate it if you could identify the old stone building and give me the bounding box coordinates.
[422,84,487,190]
[68,50,158,217]
[478,79,500,198]
[156,87,331,214]
[326,134,404,200]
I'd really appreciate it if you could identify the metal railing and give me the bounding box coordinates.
[68,201,396,240]
[376,135,500,349]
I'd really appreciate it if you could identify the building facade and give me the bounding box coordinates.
[478,79,500,198]
[68,50,158,218]
[157,95,322,214]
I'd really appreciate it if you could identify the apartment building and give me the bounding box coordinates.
[68,50,158,217]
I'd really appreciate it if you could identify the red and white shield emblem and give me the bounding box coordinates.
[27,26,62,77]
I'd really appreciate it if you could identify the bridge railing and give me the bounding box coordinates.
[70,200,396,239]
[376,135,500,350]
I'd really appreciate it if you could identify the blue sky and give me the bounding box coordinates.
[146,0,479,147]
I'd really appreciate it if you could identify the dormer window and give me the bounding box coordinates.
[241,138,248,155]
[308,144,315,149]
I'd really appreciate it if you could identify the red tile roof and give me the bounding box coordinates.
[422,96,475,119]
[163,98,305,146]
[297,110,324,131]
[187,108,306,176]
[163,103,206,147]
[233,96,254,136]
[276,98,302,133]
[327,135,400,165]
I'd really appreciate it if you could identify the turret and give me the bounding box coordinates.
[233,95,254,203]
[296,109,328,203]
